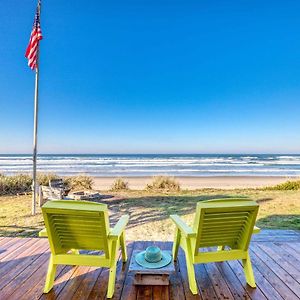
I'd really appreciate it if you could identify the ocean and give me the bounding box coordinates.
[0,154,300,177]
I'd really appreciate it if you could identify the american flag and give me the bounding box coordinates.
[25,1,42,70]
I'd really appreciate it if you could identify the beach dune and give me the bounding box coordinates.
[92,176,294,190]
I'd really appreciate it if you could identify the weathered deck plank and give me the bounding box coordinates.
[226,259,267,300]
[257,243,300,284]
[0,230,299,300]
[249,246,299,299]
[253,244,300,294]
[0,239,48,291]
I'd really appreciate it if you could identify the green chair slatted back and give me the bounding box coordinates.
[193,198,258,253]
[170,198,259,295]
[40,200,129,298]
[42,200,110,257]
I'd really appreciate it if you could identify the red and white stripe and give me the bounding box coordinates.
[25,6,42,70]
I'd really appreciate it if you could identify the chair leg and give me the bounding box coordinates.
[185,255,198,294]
[107,240,118,298]
[185,238,198,295]
[120,231,127,262]
[243,252,256,288]
[172,228,181,261]
[44,254,57,293]
[107,264,117,298]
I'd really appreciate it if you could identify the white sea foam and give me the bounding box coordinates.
[1,155,300,176]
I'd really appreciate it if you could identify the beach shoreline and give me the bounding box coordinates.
[92,176,297,190]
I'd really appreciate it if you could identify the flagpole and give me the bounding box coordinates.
[32,1,41,215]
[32,57,39,215]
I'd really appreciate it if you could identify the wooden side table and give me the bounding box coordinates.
[128,250,175,286]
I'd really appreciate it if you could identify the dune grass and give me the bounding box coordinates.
[0,173,94,196]
[110,178,129,191]
[264,180,300,191]
[146,176,180,192]
[0,188,299,240]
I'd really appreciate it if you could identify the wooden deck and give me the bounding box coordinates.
[0,230,300,299]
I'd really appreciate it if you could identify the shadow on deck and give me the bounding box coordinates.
[0,230,299,299]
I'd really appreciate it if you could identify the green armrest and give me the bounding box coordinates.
[170,215,196,238]
[109,215,129,240]
[39,228,48,237]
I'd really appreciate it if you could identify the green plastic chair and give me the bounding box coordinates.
[170,198,259,295]
[40,200,129,298]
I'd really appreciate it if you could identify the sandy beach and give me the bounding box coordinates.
[92,176,295,190]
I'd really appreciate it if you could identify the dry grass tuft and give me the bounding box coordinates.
[265,180,300,191]
[0,174,32,195]
[64,175,94,191]
[110,178,129,191]
[146,176,180,192]
[0,173,95,196]
[37,173,60,186]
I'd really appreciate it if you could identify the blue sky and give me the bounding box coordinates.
[0,0,300,154]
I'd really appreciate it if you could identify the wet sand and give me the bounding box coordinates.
[92,176,295,190]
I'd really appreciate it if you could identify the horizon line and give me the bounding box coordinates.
[0,152,300,156]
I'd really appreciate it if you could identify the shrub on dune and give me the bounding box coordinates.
[266,180,300,191]
[146,176,180,192]
[37,173,60,186]
[0,173,94,195]
[64,175,94,191]
[0,174,32,195]
[110,178,129,191]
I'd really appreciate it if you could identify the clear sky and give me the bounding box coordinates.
[0,0,300,154]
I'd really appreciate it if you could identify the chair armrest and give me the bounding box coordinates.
[170,215,196,238]
[109,215,129,240]
[253,226,260,234]
[39,228,48,237]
